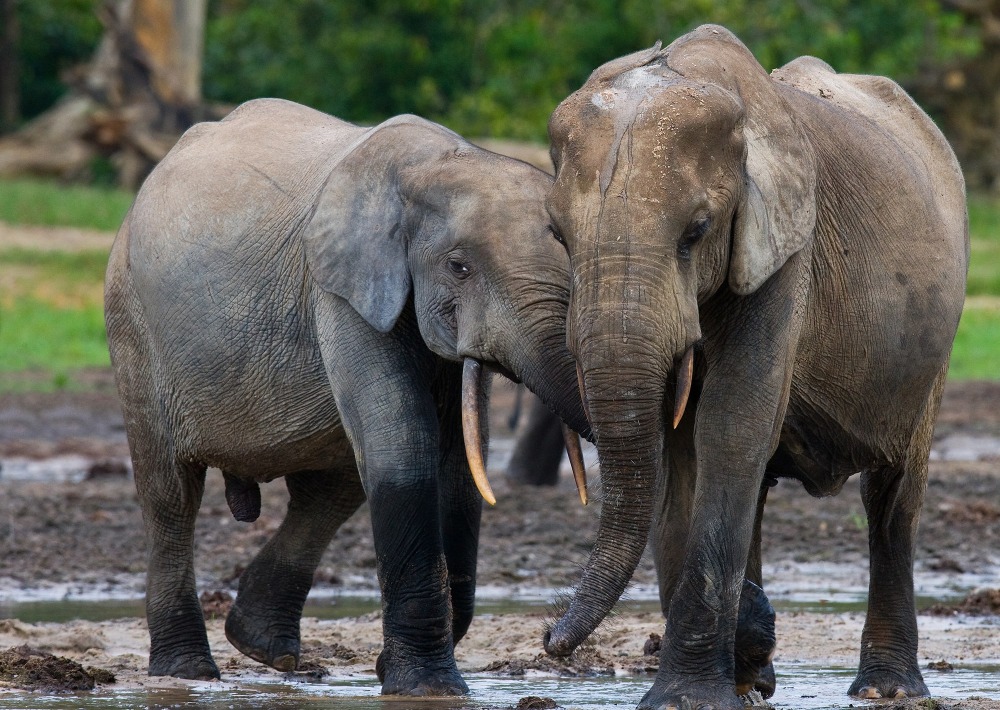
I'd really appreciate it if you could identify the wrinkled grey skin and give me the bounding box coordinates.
[543,26,968,710]
[104,99,588,696]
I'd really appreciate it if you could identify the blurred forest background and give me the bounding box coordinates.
[0,0,998,190]
[0,0,998,388]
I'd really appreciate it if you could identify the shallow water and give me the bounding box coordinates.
[2,664,998,709]
[1,429,997,484]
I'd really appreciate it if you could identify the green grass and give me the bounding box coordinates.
[967,195,1000,296]
[1,247,110,283]
[0,298,109,372]
[0,182,997,390]
[0,178,134,232]
[949,302,1000,380]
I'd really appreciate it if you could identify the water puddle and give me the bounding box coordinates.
[1,665,998,709]
[4,429,998,486]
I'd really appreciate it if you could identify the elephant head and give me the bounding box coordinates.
[302,114,591,502]
[543,26,817,652]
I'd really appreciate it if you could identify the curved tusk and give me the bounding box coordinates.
[672,346,695,429]
[576,363,590,424]
[562,424,588,506]
[462,358,496,506]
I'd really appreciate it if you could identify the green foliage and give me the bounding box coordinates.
[11,1,982,142]
[14,0,103,124]
[0,179,133,231]
[201,0,977,141]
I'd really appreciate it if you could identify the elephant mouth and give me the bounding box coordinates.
[460,358,588,508]
[484,360,520,384]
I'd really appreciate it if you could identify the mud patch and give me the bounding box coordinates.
[0,645,114,692]
[924,588,1000,616]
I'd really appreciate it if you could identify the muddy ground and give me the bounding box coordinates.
[0,373,998,708]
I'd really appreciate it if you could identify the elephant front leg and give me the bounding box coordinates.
[225,456,364,671]
[435,361,485,645]
[318,301,466,696]
[645,335,793,708]
[654,402,776,701]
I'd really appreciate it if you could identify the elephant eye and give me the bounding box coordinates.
[678,217,711,259]
[447,258,470,278]
[549,225,567,247]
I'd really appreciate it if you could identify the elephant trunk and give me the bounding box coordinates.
[544,359,666,656]
[461,283,592,505]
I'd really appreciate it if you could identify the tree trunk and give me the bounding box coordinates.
[0,0,214,189]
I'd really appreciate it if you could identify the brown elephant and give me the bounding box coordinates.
[105,99,589,695]
[541,26,968,710]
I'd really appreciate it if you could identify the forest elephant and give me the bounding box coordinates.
[541,26,968,710]
[506,390,568,486]
[104,98,590,696]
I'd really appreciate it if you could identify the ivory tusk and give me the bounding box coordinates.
[672,346,695,429]
[562,424,588,506]
[462,358,496,506]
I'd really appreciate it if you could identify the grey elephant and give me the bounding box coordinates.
[104,98,589,695]
[506,391,567,486]
[541,26,968,710]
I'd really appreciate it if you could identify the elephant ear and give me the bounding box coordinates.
[667,25,817,295]
[301,120,418,333]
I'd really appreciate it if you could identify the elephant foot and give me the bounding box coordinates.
[225,603,300,672]
[748,661,775,699]
[637,682,745,710]
[148,651,220,680]
[734,580,776,698]
[849,665,928,699]
[376,648,468,696]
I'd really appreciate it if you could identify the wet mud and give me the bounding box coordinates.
[0,375,998,708]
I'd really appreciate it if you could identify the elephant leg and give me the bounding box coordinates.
[652,399,697,613]
[655,398,775,699]
[109,313,217,678]
[506,394,564,486]
[225,455,364,671]
[435,361,484,645]
[848,373,943,699]
[736,483,776,698]
[138,455,215,679]
[316,298,465,696]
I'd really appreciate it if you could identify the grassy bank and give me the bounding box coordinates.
[0,179,997,390]
[0,178,133,233]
